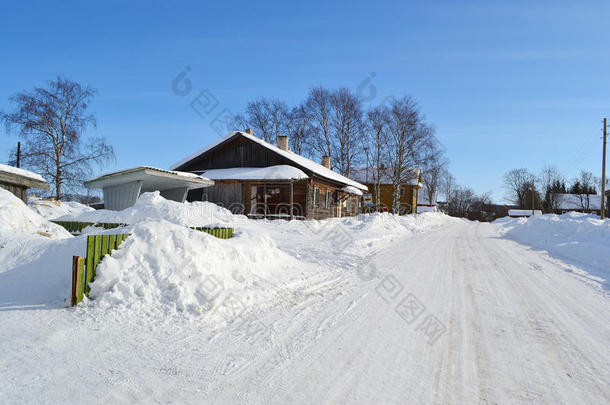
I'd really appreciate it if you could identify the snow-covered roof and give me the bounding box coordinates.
[196,165,309,181]
[0,163,49,189]
[349,166,421,187]
[85,166,214,190]
[508,209,542,217]
[556,194,602,210]
[170,131,368,191]
[341,185,363,196]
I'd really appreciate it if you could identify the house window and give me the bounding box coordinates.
[346,197,351,212]
[325,190,331,208]
[400,187,405,196]
[313,187,320,207]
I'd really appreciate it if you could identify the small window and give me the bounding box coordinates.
[346,197,351,211]
[313,187,320,207]
[400,187,405,196]
[325,190,331,208]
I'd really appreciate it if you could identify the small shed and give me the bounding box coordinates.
[84,166,214,210]
[0,163,49,202]
[508,209,542,218]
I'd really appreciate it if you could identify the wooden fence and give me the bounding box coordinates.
[52,220,127,234]
[71,233,130,305]
[191,226,234,239]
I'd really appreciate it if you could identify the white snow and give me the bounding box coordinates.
[0,162,47,183]
[0,188,71,240]
[495,212,610,289]
[198,165,308,180]
[28,197,95,220]
[55,191,236,227]
[170,131,368,191]
[341,185,363,196]
[0,190,608,403]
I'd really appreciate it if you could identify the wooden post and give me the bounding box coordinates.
[263,184,267,219]
[16,142,20,168]
[289,181,294,220]
[602,118,607,219]
[71,256,85,306]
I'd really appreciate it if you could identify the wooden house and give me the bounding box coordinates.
[0,163,49,203]
[349,166,422,214]
[170,130,368,219]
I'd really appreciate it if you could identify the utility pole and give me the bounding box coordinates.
[601,118,607,219]
[16,142,21,168]
[532,179,536,215]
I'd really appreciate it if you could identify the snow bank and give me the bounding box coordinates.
[0,188,71,239]
[28,197,94,220]
[57,191,238,227]
[496,212,610,288]
[88,220,301,318]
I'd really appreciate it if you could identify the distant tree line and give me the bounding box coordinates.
[233,87,447,214]
[503,166,600,213]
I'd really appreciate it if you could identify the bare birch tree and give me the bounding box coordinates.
[234,97,288,143]
[365,106,390,209]
[305,86,332,161]
[385,97,435,214]
[503,168,534,208]
[329,88,364,176]
[1,76,114,200]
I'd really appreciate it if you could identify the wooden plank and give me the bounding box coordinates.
[101,235,109,258]
[84,236,95,295]
[108,235,116,254]
[71,256,79,306]
[92,235,102,280]
[76,257,85,304]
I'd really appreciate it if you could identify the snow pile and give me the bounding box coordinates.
[0,188,71,239]
[57,191,238,227]
[496,212,610,288]
[88,220,302,318]
[28,197,94,220]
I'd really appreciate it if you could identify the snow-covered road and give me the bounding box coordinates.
[209,221,609,404]
[1,219,608,404]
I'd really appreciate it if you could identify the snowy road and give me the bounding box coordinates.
[1,219,608,404]
[213,221,609,404]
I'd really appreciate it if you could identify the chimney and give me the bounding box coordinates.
[244,128,254,135]
[277,135,289,151]
[321,155,331,170]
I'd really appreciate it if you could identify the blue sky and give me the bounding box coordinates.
[2,0,609,202]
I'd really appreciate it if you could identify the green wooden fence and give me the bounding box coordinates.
[71,233,130,306]
[54,220,234,239]
[52,220,127,234]
[191,226,234,239]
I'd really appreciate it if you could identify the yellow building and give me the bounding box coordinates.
[350,166,422,214]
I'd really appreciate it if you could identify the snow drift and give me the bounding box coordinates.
[28,197,94,220]
[88,220,302,319]
[57,191,238,227]
[496,212,610,289]
[0,188,71,239]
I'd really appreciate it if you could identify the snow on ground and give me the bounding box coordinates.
[28,197,94,220]
[0,188,71,240]
[0,191,608,404]
[495,212,610,290]
[55,191,236,227]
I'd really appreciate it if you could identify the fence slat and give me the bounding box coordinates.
[108,235,116,254]
[84,236,95,295]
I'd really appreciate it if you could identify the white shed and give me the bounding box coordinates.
[84,166,214,210]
